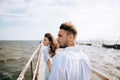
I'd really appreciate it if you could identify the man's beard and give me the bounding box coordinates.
[59,45,67,48]
[59,42,68,48]
[58,39,68,48]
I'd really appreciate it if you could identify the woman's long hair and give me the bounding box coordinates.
[44,33,59,57]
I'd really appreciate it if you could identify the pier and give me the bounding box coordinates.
[17,43,110,80]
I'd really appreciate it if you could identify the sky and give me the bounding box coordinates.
[0,0,120,41]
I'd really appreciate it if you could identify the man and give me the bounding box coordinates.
[49,22,91,80]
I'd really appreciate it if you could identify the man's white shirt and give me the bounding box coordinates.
[49,45,91,80]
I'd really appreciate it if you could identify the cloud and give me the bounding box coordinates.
[50,0,80,7]
[0,0,120,40]
[0,0,27,15]
[0,0,29,22]
[0,0,56,27]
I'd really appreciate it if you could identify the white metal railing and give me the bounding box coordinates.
[91,67,110,80]
[17,43,42,80]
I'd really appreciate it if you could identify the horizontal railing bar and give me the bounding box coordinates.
[17,44,42,80]
[91,67,110,80]
[32,46,42,80]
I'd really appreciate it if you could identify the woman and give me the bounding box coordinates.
[42,33,58,80]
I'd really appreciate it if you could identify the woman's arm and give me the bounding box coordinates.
[47,59,52,72]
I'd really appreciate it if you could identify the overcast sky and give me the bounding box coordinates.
[0,0,120,41]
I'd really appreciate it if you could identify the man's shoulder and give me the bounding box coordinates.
[54,50,66,59]
[52,50,68,63]
[53,47,82,59]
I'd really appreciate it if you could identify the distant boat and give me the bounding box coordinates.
[102,44,120,49]
[102,37,120,49]
[114,44,120,49]
[86,43,92,46]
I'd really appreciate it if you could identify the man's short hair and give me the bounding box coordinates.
[60,22,77,38]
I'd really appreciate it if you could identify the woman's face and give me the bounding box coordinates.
[43,37,50,46]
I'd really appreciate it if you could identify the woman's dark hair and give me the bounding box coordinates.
[44,33,58,57]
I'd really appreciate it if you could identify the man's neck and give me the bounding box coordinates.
[68,41,75,47]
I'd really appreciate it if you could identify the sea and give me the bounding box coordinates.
[0,40,120,80]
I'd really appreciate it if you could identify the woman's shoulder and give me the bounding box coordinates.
[42,46,49,51]
[42,46,50,55]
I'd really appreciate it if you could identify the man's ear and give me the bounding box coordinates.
[67,34,73,41]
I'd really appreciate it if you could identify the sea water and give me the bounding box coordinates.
[80,45,120,80]
[0,41,120,80]
[0,41,39,80]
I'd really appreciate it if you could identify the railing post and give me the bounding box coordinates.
[30,61,33,80]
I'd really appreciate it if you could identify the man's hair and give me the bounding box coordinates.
[60,22,77,38]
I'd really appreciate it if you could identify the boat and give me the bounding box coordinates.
[102,44,120,49]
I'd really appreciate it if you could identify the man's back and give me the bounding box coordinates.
[49,46,91,80]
